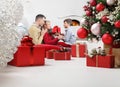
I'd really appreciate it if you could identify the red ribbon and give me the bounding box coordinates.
[21,36,34,46]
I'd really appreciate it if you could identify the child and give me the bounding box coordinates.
[63,18,76,45]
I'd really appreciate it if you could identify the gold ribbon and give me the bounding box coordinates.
[76,44,80,57]
[76,42,86,57]
[65,52,67,60]
[96,55,98,67]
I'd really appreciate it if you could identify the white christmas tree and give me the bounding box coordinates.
[0,0,23,69]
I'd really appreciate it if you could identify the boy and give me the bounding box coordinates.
[63,18,76,44]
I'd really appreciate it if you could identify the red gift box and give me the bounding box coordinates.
[8,45,45,67]
[98,55,115,68]
[54,52,71,60]
[86,55,115,68]
[46,50,57,59]
[71,43,87,57]
[86,55,97,67]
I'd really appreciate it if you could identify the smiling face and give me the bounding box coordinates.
[64,21,70,28]
[44,21,51,30]
[35,14,46,26]
[63,19,72,28]
[37,17,46,26]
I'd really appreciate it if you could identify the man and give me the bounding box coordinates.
[63,18,76,44]
[28,14,47,45]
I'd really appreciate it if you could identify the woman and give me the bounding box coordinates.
[43,20,63,45]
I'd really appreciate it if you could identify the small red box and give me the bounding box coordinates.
[71,44,87,57]
[46,51,54,59]
[46,50,57,59]
[8,46,45,67]
[98,55,115,68]
[86,55,115,68]
[54,52,71,60]
[86,56,96,67]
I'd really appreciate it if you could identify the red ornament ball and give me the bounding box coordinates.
[114,20,120,29]
[86,10,92,16]
[90,0,97,6]
[101,16,109,23]
[96,3,105,12]
[102,33,114,45]
[77,28,88,39]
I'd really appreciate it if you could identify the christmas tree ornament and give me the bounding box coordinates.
[101,15,109,23]
[102,33,114,45]
[90,0,97,6]
[91,23,101,35]
[92,11,95,14]
[86,10,92,16]
[92,7,95,9]
[106,0,116,6]
[114,20,120,29]
[83,5,89,11]
[77,28,88,39]
[80,18,88,26]
[82,0,120,45]
[96,3,105,12]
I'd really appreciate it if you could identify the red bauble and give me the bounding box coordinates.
[96,3,105,12]
[101,16,109,23]
[114,20,120,28]
[102,33,114,45]
[77,28,88,39]
[86,10,92,16]
[90,0,97,6]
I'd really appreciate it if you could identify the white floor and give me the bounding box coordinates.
[0,58,120,87]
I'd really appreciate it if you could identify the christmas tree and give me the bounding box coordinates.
[77,0,120,46]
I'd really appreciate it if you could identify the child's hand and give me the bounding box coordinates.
[57,35,64,40]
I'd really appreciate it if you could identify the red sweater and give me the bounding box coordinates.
[43,32,59,45]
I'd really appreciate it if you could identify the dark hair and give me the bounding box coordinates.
[64,18,72,26]
[35,14,46,21]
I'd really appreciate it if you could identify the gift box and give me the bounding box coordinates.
[71,43,87,57]
[54,51,71,60]
[86,55,97,67]
[46,49,57,59]
[86,55,115,68]
[8,45,45,67]
[98,55,114,68]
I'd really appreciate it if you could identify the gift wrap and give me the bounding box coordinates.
[8,46,45,67]
[71,43,87,58]
[86,55,115,68]
[54,52,71,60]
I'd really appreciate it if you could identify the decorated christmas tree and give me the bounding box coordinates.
[77,0,120,46]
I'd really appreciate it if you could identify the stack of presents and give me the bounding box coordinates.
[8,36,120,68]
